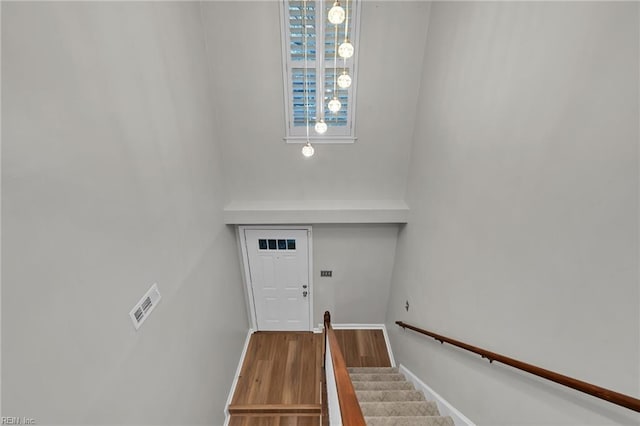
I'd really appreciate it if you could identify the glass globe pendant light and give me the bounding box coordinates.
[302,142,315,157]
[314,119,328,134]
[338,40,354,59]
[328,1,345,25]
[300,0,314,158]
[328,97,341,113]
[337,71,351,89]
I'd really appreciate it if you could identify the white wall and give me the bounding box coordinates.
[387,2,639,425]
[313,224,399,325]
[200,1,429,331]
[200,1,429,204]
[2,3,248,424]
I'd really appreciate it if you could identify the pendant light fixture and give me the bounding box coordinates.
[302,141,315,157]
[328,7,341,116]
[328,97,341,112]
[301,0,314,157]
[337,71,351,89]
[338,41,354,58]
[308,0,355,137]
[327,1,345,25]
[337,0,352,90]
[338,0,353,59]
[314,120,328,134]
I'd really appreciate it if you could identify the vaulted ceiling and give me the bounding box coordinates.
[200,1,431,204]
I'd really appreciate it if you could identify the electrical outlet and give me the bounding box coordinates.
[320,270,332,277]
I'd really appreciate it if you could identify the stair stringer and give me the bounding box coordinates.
[224,328,255,426]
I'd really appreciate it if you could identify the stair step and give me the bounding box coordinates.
[348,367,399,374]
[359,401,440,417]
[364,416,455,426]
[349,373,406,382]
[228,404,321,414]
[356,390,425,402]
[352,381,416,391]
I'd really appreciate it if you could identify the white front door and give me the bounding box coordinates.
[243,229,311,331]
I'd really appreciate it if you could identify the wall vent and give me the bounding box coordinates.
[129,283,161,330]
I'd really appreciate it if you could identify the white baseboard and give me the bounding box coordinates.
[399,364,476,426]
[380,325,396,368]
[224,328,254,426]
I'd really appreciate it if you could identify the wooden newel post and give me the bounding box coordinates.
[322,311,330,369]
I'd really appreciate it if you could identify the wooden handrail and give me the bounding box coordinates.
[324,311,367,426]
[396,320,640,413]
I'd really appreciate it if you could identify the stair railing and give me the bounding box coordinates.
[396,320,640,412]
[324,311,367,426]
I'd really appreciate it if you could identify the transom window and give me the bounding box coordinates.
[281,0,360,143]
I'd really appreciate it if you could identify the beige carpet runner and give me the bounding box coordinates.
[348,367,455,426]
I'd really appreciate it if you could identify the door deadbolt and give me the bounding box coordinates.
[302,285,307,289]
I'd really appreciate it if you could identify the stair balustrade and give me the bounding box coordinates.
[324,311,367,426]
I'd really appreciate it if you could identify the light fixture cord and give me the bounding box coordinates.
[332,12,339,121]
[303,0,310,142]
[344,0,349,43]
[317,1,323,122]
[343,0,349,71]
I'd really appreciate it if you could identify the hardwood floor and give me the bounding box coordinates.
[229,332,322,425]
[228,415,320,426]
[334,329,391,367]
[228,329,390,426]
[230,332,322,406]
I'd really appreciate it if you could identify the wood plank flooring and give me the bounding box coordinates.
[228,329,390,426]
[334,329,391,367]
[229,332,322,425]
[228,415,320,426]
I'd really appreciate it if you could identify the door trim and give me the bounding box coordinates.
[237,225,313,331]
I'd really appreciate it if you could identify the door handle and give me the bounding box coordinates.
[303,291,308,297]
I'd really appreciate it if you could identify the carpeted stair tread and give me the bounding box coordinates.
[352,381,416,391]
[364,416,455,426]
[348,367,399,374]
[349,367,455,425]
[359,401,440,417]
[350,373,406,382]
[356,390,426,402]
